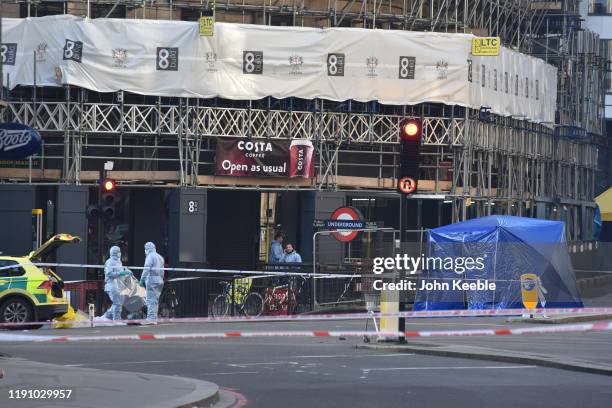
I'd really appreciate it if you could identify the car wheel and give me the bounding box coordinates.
[0,298,39,330]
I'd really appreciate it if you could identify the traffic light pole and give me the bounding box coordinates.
[398,192,407,343]
[396,117,422,344]
[97,170,104,277]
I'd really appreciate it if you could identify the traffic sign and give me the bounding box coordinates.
[398,176,417,194]
[520,273,538,310]
[327,206,363,242]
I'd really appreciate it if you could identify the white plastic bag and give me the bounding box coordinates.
[111,273,147,312]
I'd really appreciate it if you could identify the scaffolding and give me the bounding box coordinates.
[0,0,605,241]
[5,1,549,50]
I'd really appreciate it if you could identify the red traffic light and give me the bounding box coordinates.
[102,179,116,192]
[400,119,421,139]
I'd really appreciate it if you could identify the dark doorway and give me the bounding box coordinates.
[207,190,260,270]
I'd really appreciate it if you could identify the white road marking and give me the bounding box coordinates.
[359,365,537,379]
[201,371,259,376]
[291,354,414,358]
[228,361,299,367]
[405,322,509,327]
[365,365,537,371]
[64,359,186,367]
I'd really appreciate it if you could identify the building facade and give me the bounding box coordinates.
[0,1,606,280]
[582,0,612,192]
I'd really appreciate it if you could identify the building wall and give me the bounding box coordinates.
[583,3,612,192]
[0,185,36,256]
[55,185,89,281]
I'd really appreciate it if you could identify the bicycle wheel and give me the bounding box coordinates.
[159,290,177,319]
[211,294,230,317]
[243,292,264,317]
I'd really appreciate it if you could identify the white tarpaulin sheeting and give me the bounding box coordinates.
[1,15,557,124]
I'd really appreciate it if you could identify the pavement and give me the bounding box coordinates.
[357,338,612,376]
[0,356,225,408]
[1,317,612,407]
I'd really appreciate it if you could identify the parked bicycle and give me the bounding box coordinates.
[158,279,179,319]
[263,276,307,315]
[212,278,264,317]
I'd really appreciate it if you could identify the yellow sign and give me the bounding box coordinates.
[379,288,399,337]
[199,16,215,37]
[520,273,538,309]
[472,37,500,56]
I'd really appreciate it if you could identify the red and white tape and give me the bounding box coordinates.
[1,307,612,329]
[1,321,611,343]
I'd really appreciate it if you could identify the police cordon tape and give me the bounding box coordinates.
[1,307,612,329]
[0,262,355,278]
[1,321,611,343]
[0,262,558,283]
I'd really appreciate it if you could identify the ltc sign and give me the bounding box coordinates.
[313,206,377,242]
[471,37,501,56]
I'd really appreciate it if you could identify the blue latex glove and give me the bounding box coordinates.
[119,270,130,277]
[139,278,145,287]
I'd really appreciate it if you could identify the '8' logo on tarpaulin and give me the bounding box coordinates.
[156,47,179,71]
[63,39,83,63]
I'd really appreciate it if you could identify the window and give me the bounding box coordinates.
[481,65,486,88]
[0,260,26,277]
[493,69,498,91]
[515,74,519,96]
[270,15,294,26]
[504,72,509,94]
[603,40,612,93]
[20,1,64,17]
[91,4,126,19]
[590,0,612,14]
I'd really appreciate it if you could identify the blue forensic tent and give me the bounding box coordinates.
[414,216,583,311]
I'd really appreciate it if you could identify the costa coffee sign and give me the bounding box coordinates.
[215,137,314,178]
[0,123,42,160]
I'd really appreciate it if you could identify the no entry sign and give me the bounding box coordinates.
[329,207,363,242]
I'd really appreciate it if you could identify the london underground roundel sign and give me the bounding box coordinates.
[330,206,363,242]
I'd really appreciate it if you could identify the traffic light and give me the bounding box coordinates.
[100,178,117,220]
[397,118,422,195]
[86,205,100,219]
[102,178,116,193]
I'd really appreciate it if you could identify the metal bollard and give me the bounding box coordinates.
[88,303,95,327]
[287,277,292,316]
[231,276,236,317]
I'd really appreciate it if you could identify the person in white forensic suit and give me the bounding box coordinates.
[103,246,131,320]
[140,242,165,324]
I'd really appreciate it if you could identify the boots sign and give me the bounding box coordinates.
[215,137,314,178]
[0,123,42,160]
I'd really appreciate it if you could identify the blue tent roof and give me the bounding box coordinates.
[414,216,583,311]
[429,215,566,244]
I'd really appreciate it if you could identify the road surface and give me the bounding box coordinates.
[1,318,611,407]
